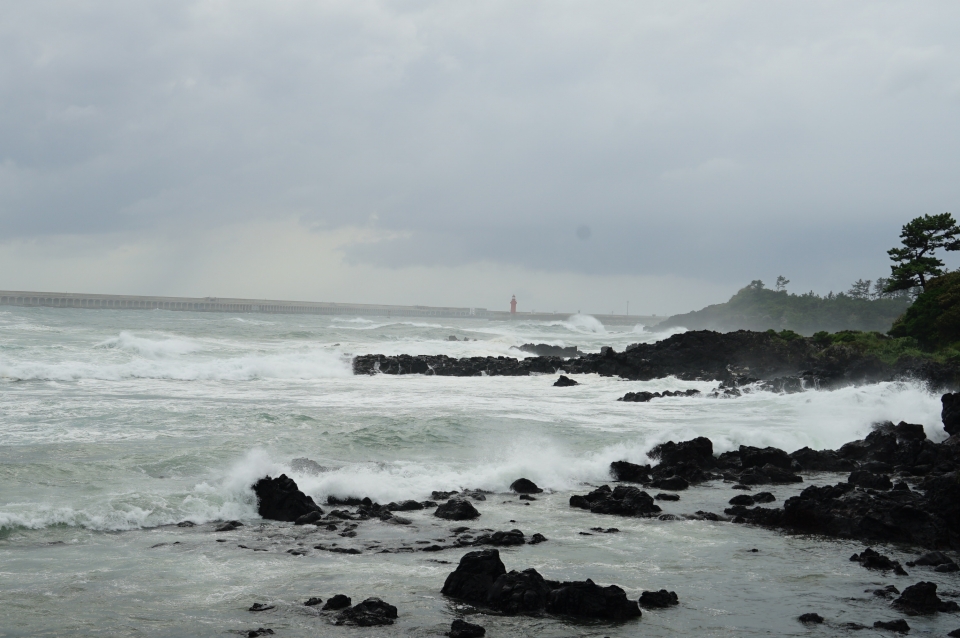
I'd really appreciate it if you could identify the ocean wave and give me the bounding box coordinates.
[96,331,203,358]
[0,349,352,381]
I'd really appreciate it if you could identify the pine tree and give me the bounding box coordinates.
[885,213,960,292]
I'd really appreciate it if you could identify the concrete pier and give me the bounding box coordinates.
[0,290,659,326]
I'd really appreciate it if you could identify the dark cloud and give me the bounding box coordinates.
[1,1,959,296]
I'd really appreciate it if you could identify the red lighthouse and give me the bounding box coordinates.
[510,295,517,314]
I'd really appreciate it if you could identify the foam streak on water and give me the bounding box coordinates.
[0,307,955,637]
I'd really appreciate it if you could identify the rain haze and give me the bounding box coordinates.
[2,1,959,315]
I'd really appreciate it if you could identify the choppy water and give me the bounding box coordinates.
[1,307,958,637]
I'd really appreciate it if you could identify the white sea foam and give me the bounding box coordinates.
[96,331,203,358]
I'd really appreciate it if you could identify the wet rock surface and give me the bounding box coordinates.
[447,618,486,637]
[892,581,960,615]
[850,548,908,575]
[334,597,398,626]
[441,549,641,620]
[569,485,661,517]
[435,499,481,521]
[252,474,323,522]
[353,329,960,389]
[553,375,578,387]
[638,589,679,608]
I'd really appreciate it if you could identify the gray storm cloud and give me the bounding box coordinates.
[0,1,958,309]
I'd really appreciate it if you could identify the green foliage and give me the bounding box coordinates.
[808,330,934,365]
[889,272,960,350]
[886,213,960,292]
[655,284,912,335]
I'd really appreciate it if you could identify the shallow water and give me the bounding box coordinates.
[1,308,958,636]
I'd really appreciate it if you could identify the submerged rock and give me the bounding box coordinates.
[435,499,481,520]
[554,375,579,387]
[252,474,323,522]
[546,579,641,620]
[472,529,526,547]
[638,589,679,609]
[447,618,486,638]
[874,618,910,632]
[797,613,824,624]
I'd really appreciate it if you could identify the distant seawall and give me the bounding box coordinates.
[0,290,657,326]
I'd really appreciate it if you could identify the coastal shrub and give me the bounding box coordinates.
[889,272,960,350]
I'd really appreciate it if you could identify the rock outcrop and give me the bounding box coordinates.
[441,549,641,620]
[252,475,322,522]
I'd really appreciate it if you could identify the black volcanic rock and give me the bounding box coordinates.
[435,499,481,520]
[510,478,543,494]
[335,597,398,626]
[850,548,908,575]
[569,485,661,517]
[473,529,526,547]
[944,393,960,436]
[874,619,910,632]
[441,549,507,604]
[638,589,679,609]
[649,437,715,469]
[849,470,894,490]
[322,595,351,610]
[448,619,486,638]
[610,460,651,483]
[554,375,579,387]
[798,613,824,624]
[518,343,579,357]
[892,581,959,615]
[252,474,322,522]
[789,447,855,472]
[442,549,641,621]
[546,580,642,620]
[738,445,795,470]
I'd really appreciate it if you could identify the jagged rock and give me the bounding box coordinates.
[798,613,824,624]
[653,476,689,491]
[322,594,352,610]
[545,580,642,620]
[435,499,481,520]
[569,485,662,517]
[473,529,526,547]
[944,393,960,436]
[789,447,856,472]
[649,437,715,468]
[610,460,651,483]
[739,445,795,470]
[216,520,243,532]
[850,548,908,575]
[488,568,552,613]
[892,581,960,615]
[737,464,803,485]
[872,585,900,599]
[753,491,776,503]
[849,470,894,490]
[441,549,507,604]
[304,597,323,606]
[874,619,910,632]
[510,478,543,494]
[335,597,398,626]
[554,375,579,387]
[448,618,486,638]
[529,533,548,544]
[518,494,536,501]
[252,474,322,522]
[638,589,679,608]
[729,494,755,506]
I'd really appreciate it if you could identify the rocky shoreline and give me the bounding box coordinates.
[209,393,960,635]
[354,329,960,390]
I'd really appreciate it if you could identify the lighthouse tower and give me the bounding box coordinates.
[510,295,517,314]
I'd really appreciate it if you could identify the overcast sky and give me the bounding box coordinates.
[1,1,958,315]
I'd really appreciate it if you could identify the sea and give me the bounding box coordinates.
[1,307,957,637]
